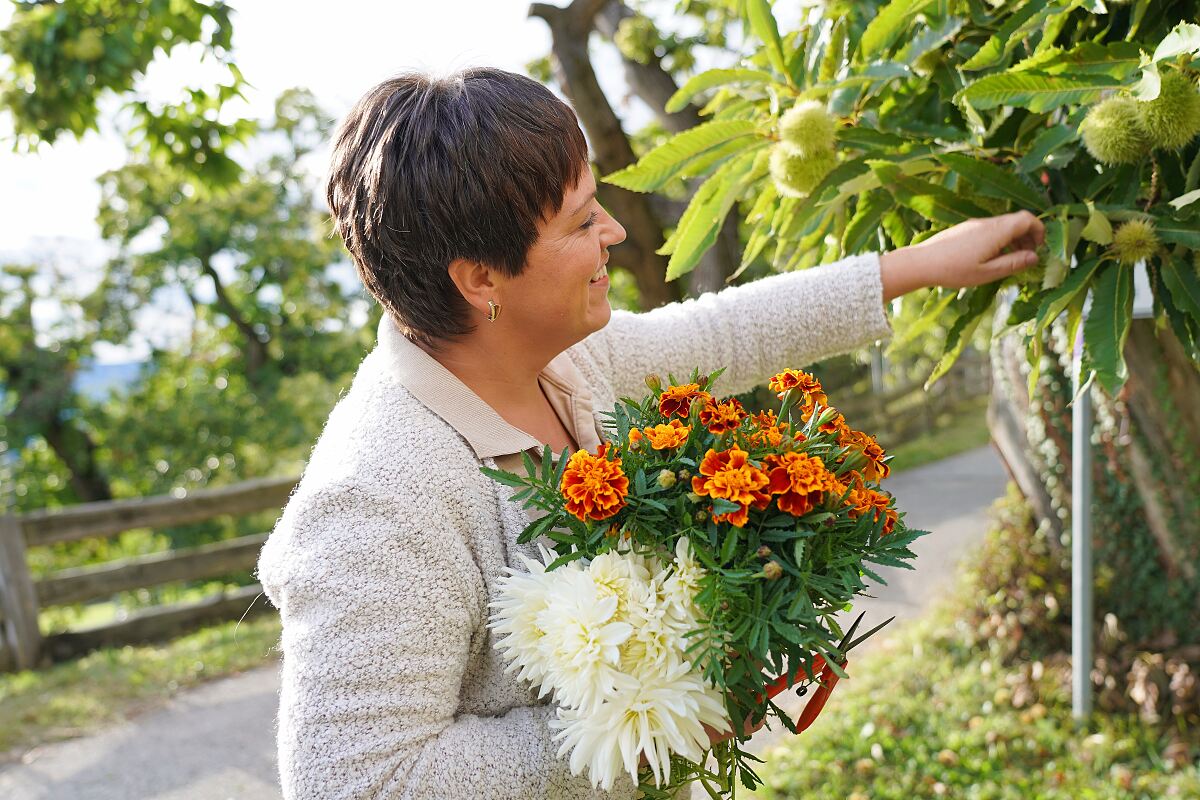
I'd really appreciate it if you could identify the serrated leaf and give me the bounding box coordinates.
[842,191,891,253]
[959,71,1120,112]
[895,16,964,64]
[1160,259,1200,321]
[665,68,778,114]
[601,119,760,193]
[1080,202,1113,245]
[870,161,994,224]
[962,0,1055,71]
[859,0,937,59]
[1082,263,1134,395]
[1152,218,1200,249]
[663,146,769,281]
[1035,256,1103,332]
[1016,124,1079,174]
[936,152,1048,211]
[926,283,1002,387]
[745,0,789,79]
[1012,40,1143,79]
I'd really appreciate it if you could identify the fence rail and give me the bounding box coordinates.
[0,477,296,672]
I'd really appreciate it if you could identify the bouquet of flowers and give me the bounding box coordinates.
[482,367,927,798]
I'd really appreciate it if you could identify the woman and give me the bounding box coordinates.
[256,67,1043,799]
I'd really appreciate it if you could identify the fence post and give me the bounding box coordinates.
[0,515,42,671]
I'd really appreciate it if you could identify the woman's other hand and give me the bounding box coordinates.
[879,210,1047,302]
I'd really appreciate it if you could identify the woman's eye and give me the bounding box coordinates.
[581,211,599,230]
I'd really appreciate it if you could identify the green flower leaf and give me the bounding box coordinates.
[1082,263,1134,395]
[601,119,760,193]
[936,152,1049,211]
[665,69,778,114]
[958,70,1120,113]
[859,0,937,60]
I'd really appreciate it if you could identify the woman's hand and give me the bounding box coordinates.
[879,210,1047,302]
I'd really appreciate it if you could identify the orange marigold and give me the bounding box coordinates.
[842,430,890,481]
[844,483,897,534]
[628,427,644,448]
[746,409,790,448]
[768,369,828,410]
[643,419,691,449]
[560,442,629,522]
[658,383,711,419]
[690,447,770,527]
[764,451,837,517]
[699,397,748,435]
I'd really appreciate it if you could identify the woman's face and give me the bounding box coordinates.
[501,164,627,352]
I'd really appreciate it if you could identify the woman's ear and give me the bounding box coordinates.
[446,257,500,313]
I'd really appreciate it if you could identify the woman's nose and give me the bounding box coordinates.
[603,210,627,247]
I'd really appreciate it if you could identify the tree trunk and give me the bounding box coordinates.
[529,0,679,309]
[592,0,741,296]
[42,415,113,502]
[199,258,270,378]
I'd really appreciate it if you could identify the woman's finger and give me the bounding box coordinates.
[983,249,1039,280]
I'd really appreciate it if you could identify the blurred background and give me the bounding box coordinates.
[1,1,1197,798]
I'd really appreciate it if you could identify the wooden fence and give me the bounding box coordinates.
[0,476,298,673]
[837,350,992,444]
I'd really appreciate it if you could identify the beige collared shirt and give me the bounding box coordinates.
[384,319,605,507]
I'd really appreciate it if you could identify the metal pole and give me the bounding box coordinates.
[1071,336,1093,720]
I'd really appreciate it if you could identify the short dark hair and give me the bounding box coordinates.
[325,67,590,350]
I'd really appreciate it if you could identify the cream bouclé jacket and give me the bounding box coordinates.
[255,253,894,799]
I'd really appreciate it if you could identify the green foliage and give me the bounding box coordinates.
[0,0,250,184]
[602,1,1200,394]
[750,614,1200,798]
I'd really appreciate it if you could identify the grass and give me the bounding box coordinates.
[0,614,280,761]
[744,609,1199,798]
[886,393,992,474]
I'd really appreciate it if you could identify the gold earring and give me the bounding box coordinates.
[486,300,502,322]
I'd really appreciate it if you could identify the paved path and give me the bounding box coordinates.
[0,446,1009,800]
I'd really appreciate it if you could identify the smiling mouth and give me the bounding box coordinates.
[589,263,608,283]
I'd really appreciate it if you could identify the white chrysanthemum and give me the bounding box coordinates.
[618,577,687,678]
[536,567,635,713]
[659,537,707,624]
[487,543,564,687]
[587,548,653,621]
[547,659,732,791]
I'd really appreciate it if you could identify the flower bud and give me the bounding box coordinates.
[656,469,677,489]
[694,509,708,523]
[756,545,772,559]
[720,600,730,611]
[678,469,691,480]
[763,561,783,580]
[644,373,662,392]
[815,405,841,428]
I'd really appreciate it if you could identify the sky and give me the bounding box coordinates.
[1,0,686,361]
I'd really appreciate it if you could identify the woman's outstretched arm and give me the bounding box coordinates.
[580,211,1045,401]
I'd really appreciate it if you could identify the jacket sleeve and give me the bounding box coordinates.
[579,251,894,400]
[258,482,642,800]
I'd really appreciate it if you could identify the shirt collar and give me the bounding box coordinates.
[375,314,592,460]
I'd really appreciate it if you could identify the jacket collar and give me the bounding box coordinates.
[375,314,599,460]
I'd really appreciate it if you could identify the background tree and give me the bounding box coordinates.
[605,0,1199,739]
